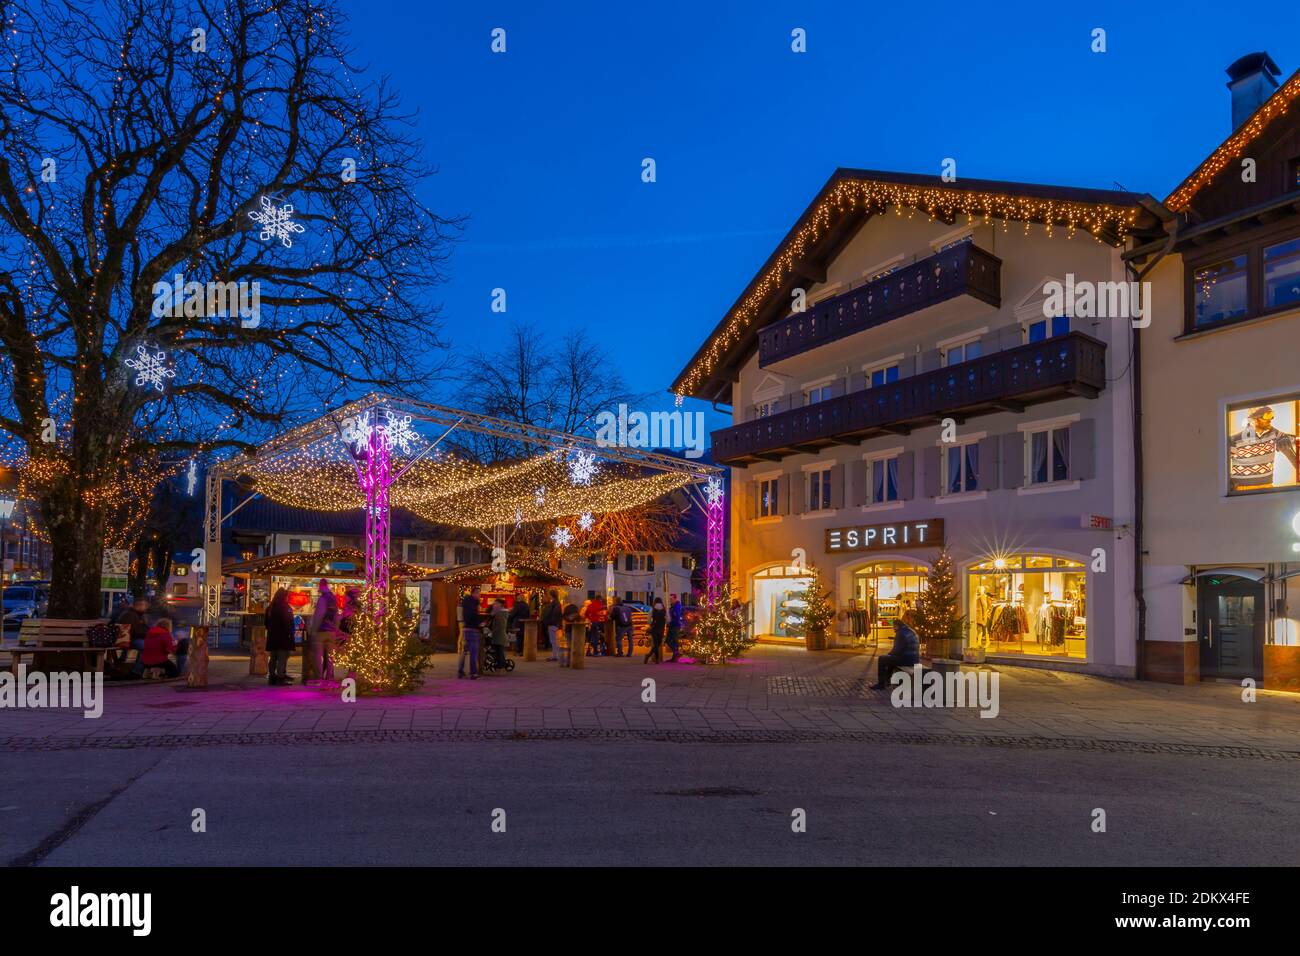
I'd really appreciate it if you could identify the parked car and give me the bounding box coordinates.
[622,602,652,614]
[3,584,48,631]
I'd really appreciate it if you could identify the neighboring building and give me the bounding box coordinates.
[1137,53,1300,689]
[673,170,1167,676]
[561,549,696,605]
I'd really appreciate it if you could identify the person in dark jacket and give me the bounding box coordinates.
[666,594,684,663]
[610,597,634,657]
[458,585,483,679]
[542,590,563,661]
[265,587,296,685]
[644,598,667,664]
[560,603,580,667]
[508,597,530,655]
[116,596,151,675]
[872,615,921,689]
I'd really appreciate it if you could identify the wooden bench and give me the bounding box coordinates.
[5,618,113,674]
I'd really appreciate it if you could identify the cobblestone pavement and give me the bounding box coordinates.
[2,644,1298,756]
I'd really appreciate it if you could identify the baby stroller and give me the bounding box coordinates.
[482,641,515,674]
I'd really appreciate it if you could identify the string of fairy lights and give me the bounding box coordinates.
[673,177,1145,399]
[1166,68,1300,212]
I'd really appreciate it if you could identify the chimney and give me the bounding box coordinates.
[1225,51,1281,131]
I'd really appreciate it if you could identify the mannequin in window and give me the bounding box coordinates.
[1230,405,1298,491]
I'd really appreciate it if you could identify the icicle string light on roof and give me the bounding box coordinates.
[674,177,1143,398]
[1166,69,1300,212]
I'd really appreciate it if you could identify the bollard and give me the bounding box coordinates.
[249,625,269,676]
[569,622,585,669]
[604,619,616,656]
[523,619,538,662]
[187,626,209,688]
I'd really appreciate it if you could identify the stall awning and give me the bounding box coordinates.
[223,547,437,580]
[1180,567,1270,585]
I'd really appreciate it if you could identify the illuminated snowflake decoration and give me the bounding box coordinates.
[514,507,523,529]
[577,511,594,532]
[550,526,573,549]
[248,195,306,248]
[534,486,546,506]
[674,392,685,408]
[186,459,198,496]
[704,476,724,507]
[568,450,598,486]
[125,344,175,392]
[379,410,416,455]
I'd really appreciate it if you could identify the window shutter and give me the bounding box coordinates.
[897,451,915,500]
[979,329,1001,355]
[919,348,942,372]
[897,354,916,378]
[1002,432,1025,488]
[788,471,804,515]
[777,476,791,516]
[830,376,848,398]
[1068,419,1096,480]
[999,324,1023,351]
[850,459,867,507]
[848,370,866,393]
[745,480,756,519]
[977,435,1000,490]
[830,463,845,509]
[922,446,941,498]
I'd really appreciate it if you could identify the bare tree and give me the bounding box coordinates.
[0,0,459,614]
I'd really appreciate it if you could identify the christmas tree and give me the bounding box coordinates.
[685,591,755,664]
[786,566,836,637]
[915,548,962,655]
[334,585,432,694]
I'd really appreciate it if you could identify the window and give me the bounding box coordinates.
[804,384,833,405]
[647,555,654,572]
[1026,426,1070,485]
[288,538,329,553]
[454,546,470,565]
[434,544,445,565]
[758,477,780,518]
[1226,398,1299,493]
[1025,314,1070,343]
[943,441,980,494]
[869,455,899,504]
[682,556,691,569]
[807,466,832,512]
[172,583,188,595]
[968,555,1087,659]
[405,543,423,563]
[1263,237,1300,311]
[587,553,598,570]
[942,337,982,366]
[755,399,780,419]
[868,364,900,388]
[173,565,189,577]
[1193,254,1248,327]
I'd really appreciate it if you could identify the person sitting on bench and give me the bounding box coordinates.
[134,617,180,678]
[871,614,919,689]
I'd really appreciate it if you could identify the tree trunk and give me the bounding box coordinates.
[45,494,108,619]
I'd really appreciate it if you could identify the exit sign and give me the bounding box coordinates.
[1081,514,1113,530]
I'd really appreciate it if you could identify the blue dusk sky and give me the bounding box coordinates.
[345,0,1300,432]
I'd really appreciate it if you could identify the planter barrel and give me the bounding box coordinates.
[523,620,539,662]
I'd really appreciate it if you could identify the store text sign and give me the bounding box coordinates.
[825,519,944,554]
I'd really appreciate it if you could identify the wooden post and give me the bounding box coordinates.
[523,620,538,662]
[569,622,585,669]
[249,625,268,676]
[187,626,209,688]
[604,619,615,656]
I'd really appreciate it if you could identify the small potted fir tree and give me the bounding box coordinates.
[915,549,964,661]
[790,567,836,651]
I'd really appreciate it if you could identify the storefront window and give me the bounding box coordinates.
[1226,399,1299,493]
[968,555,1086,659]
[751,565,813,639]
[850,561,928,645]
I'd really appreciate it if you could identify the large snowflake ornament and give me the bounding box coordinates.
[534,486,547,506]
[568,450,599,487]
[550,526,573,549]
[577,511,594,532]
[248,195,306,248]
[379,410,417,455]
[705,476,724,507]
[125,344,175,392]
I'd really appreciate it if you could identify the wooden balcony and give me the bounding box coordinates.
[713,332,1107,465]
[758,241,1001,367]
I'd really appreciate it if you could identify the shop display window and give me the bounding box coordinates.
[968,555,1086,659]
[1226,399,1299,493]
[847,561,928,646]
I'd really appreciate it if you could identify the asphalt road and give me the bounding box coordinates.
[3,740,1298,866]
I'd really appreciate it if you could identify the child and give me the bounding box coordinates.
[139,617,179,678]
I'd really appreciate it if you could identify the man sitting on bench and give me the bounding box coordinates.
[871,614,920,689]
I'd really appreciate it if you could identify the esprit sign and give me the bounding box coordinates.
[825,519,944,554]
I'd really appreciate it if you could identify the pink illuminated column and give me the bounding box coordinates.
[362,425,392,615]
[705,476,725,603]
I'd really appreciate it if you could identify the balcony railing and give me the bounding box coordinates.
[758,241,1001,367]
[713,332,1106,464]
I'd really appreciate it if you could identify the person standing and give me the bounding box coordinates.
[307,578,339,684]
[611,596,633,657]
[264,587,295,685]
[560,602,580,667]
[542,590,563,661]
[489,598,510,670]
[508,596,529,655]
[644,598,666,664]
[458,585,483,679]
[666,593,684,663]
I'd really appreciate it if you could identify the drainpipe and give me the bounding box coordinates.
[1125,220,1178,680]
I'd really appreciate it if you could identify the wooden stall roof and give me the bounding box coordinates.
[411,560,583,589]
[222,547,438,580]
